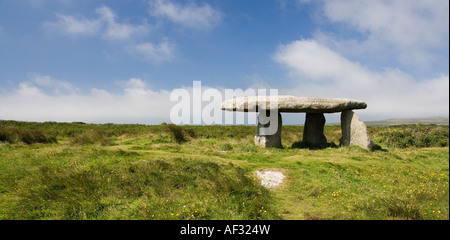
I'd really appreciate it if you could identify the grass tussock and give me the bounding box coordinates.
[220,143,233,151]
[377,197,423,220]
[70,129,115,146]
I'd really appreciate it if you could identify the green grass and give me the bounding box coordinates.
[0,120,448,220]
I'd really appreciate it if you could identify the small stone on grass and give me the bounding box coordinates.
[256,170,285,189]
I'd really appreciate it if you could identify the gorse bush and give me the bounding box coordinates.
[371,125,449,148]
[0,126,57,144]
[21,129,56,144]
[0,127,15,143]
[164,123,187,144]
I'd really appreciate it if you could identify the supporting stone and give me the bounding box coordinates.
[255,111,282,148]
[303,113,327,145]
[340,110,374,150]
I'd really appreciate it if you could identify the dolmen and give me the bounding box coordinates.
[221,96,374,150]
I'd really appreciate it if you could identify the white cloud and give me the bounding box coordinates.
[44,5,173,63]
[45,5,150,40]
[46,13,102,36]
[0,78,174,124]
[115,78,148,89]
[274,40,371,86]
[95,5,150,40]
[30,74,78,94]
[316,0,449,68]
[0,77,236,124]
[272,0,449,120]
[149,0,223,30]
[126,40,176,62]
[273,39,449,119]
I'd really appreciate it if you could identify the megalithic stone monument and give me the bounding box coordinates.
[221,95,373,150]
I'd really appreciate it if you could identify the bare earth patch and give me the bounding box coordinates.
[256,170,286,189]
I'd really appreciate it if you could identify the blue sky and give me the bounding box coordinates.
[0,0,448,124]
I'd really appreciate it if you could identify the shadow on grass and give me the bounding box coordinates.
[290,141,338,150]
[371,143,388,152]
[290,141,388,152]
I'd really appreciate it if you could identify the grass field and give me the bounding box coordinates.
[0,120,448,220]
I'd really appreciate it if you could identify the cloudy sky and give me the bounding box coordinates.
[0,0,448,124]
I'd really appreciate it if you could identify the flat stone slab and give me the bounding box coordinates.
[221,96,367,113]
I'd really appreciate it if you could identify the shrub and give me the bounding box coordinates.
[164,124,187,144]
[184,128,196,138]
[0,126,57,144]
[21,129,57,144]
[0,127,16,143]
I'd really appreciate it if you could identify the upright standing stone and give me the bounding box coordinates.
[303,113,327,145]
[255,111,282,148]
[340,110,374,150]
